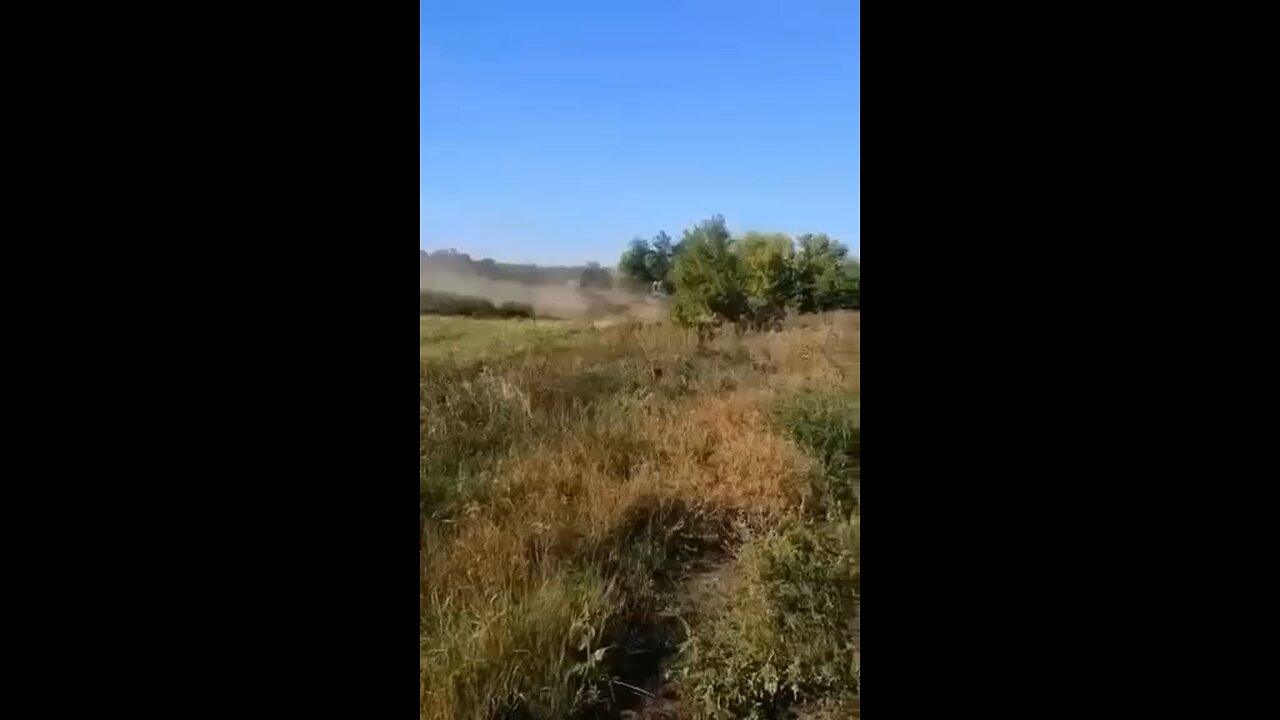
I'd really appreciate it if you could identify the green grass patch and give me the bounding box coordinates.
[772,390,859,518]
[672,520,859,720]
[420,315,579,362]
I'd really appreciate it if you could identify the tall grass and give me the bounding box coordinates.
[665,387,861,720]
[773,391,860,519]
[671,520,860,720]
[420,312,860,719]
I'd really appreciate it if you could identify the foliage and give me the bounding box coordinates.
[842,258,860,309]
[736,231,796,328]
[773,390,860,519]
[617,237,654,284]
[793,234,858,313]
[647,231,677,291]
[671,216,747,326]
[617,231,680,292]
[653,217,858,328]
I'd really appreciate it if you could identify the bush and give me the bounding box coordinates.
[671,216,747,327]
[655,217,858,328]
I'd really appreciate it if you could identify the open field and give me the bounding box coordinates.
[420,316,579,361]
[421,312,859,719]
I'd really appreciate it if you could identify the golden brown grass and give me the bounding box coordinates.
[420,311,859,719]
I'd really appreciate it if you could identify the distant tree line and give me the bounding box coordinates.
[419,288,534,319]
[420,215,859,327]
[616,215,859,327]
[421,249,607,287]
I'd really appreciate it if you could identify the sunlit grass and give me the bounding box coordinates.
[420,311,860,719]
[419,315,579,362]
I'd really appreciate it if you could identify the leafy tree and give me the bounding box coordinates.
[617,237,656,288]
[617,232,680,292]
[840,258,860,309]
[646,231,678,292]
[793,233,854,312]
[736,231,795,325]
[614,216,857,329]
[671,216,746,326]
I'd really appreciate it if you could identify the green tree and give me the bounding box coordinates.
[840,257,860,309]
[671,216,746,326]
[793,233,855,312]
[617,232,681,292]
[646,231,677,292]
[617,237,656,288]
[736,231,795,325]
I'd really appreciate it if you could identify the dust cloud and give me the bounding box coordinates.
[420,268,666,322]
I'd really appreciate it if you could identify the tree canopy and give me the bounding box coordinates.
[618,215,858,327]
[617,231,681,292]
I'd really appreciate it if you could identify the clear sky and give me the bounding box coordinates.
[420,0,859,266]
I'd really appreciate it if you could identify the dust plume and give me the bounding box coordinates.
[420,267,666,322]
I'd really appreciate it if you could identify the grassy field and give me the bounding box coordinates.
[419,315,580,361]
[421,312,860,719]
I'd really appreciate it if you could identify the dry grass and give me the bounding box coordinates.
[421,311,859,719]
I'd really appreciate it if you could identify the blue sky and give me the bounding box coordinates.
[420,0,859,266]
